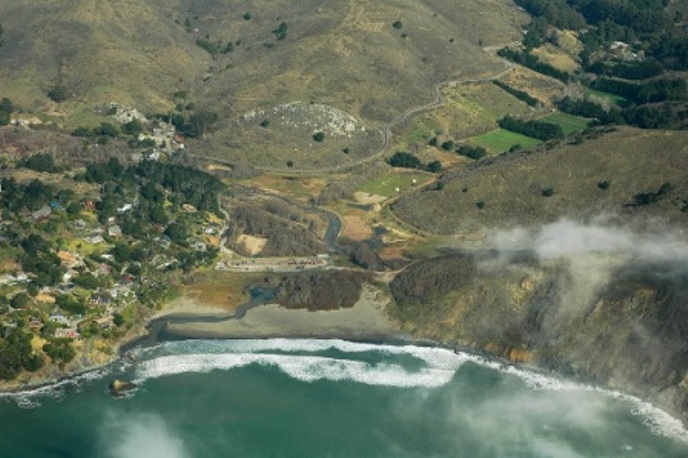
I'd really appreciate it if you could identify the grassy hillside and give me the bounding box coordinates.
[0,0,527,169]
[391,127,688,234]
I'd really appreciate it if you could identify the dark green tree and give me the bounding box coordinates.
[122,119,144,136]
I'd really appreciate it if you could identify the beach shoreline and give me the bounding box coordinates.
[0,283,406,395]
[161,284,405,340]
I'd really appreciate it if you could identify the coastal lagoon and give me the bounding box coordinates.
[1,339,687,457]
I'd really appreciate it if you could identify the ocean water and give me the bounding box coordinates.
[1,339,687,458]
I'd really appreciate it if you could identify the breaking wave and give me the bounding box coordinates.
[133,339,475,389]
[131,338,688,443]
[0,365,117,409]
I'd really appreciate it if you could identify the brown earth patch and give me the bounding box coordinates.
[342,214,374,241]
[237,234,268,256]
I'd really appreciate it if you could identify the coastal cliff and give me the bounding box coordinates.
[389,251,688,423]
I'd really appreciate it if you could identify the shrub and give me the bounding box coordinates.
[597,180,610,190]
[541,187,555,197]
[387,151,422,169]
[440,140,454,151]
[94,122,119,138]
[425,160,442,173]
[47,85,69,102]
[272,22,288,40]
[456,144,487,160]
[19,153,59,173]
[392,20,403,29]
[122,119,144,136]
[312,131,325,142]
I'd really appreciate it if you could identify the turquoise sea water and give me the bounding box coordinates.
[1,339,687,457]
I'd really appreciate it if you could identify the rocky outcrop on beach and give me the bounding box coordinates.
[389,251,688,423]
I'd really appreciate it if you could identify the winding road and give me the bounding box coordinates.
[195,45,517,176]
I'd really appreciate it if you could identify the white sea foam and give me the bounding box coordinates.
[134,338,688,443]
[135,353,457,388]
[0,365,115,408]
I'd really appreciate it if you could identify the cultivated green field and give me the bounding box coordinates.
[541,112,590,135]
[469,128,542,154]
[585,88,628,106]
[360,170,431,197]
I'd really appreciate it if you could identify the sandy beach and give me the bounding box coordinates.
[157,283,405,341]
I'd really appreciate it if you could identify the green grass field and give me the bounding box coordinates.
[585,88,628,106]
[360,171,430,197]
[470,129,542,154]
[541,112,590,136]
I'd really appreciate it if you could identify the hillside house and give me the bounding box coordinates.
[32,205,52,221]
[55,328,80,340]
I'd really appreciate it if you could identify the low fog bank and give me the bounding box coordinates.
[390,217,688,421]
[100,411,189,458]
[486,218,688,331]
[489,218,688,262]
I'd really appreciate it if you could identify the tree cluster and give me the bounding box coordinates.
[20,234,63,287]
[493,81,540,107]
[0,177,56,212]
[0,327,44,380]
[556,96,622,125]
[0,97,13,126]
[497,116,564,140]
[627,182,672,207]
[455,144,488,160]
[591,77,687,105]
[497,48,571,82]
[18,152,61,173]
[387,151,442,173]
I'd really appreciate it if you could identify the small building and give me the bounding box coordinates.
[108,225,123,237]
[117,204,133,214]
[32,205,52,221]
[94,316,114,329]
[49,314,71,326]
[55,328,80,340]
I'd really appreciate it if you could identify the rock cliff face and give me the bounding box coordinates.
[389,252,688,423]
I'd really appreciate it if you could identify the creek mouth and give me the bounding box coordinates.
[119,285,277,353]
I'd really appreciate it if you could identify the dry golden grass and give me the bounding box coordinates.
[500,66,566,108]
[180,272,259,312]
[35,293,56,304]
[342,214,374,242]
[532,44,580,73]
[246,175,327,202]
[399,79,535,144]
[392,127,688,234]
[237,234,268,256]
